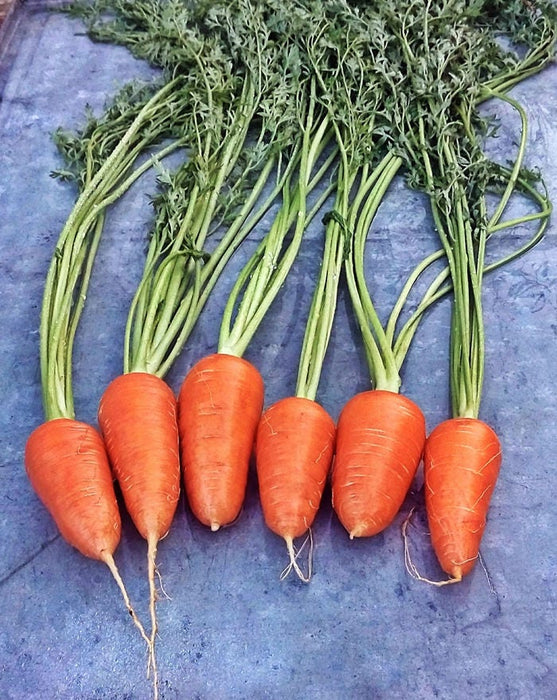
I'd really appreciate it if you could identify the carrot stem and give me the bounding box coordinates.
[40,79,187,420]
[218,85,334,358]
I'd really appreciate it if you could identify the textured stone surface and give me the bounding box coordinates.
[0,4,556,699]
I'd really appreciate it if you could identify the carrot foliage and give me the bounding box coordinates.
[42,79,191,419]
[353,0,555,416]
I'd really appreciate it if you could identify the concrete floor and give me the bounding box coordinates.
[0,0,17,28]
[1,3,556,699]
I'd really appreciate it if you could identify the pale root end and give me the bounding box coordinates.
[101,551,153,649]
[210,522,221,532]
[147,533,160,700]
[279,532,314,583]
[348,524,367,540]
[401,508,462,587]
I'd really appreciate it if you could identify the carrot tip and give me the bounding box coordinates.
[210,522,221,532]
[402,508,463,587]
[279,533,314,583]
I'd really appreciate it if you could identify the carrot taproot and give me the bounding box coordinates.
[178,353,264,531]
[255,397,335,579]
[424,417,502,580]
[332,390,426,539]
[99,373,180,542]
[250,153,347,581]
[26,418,121,561]
[98,371,180,691]
[25,418,149,644]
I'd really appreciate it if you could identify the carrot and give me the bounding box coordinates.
[98,373,180,542]
[98,371,180,689]
[178,88,334,536]
[178,353,264,531]
[424,417,502,580]
[251,147,349,581]
[314,149,432,542]
[25,418,149,643]
[256,397,335,579]
[332,390,425,538]
[26,419,120,561]
[24,77,195,684]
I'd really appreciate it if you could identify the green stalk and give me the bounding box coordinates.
[217,90,332,358]
[392,169,551,368]
[40,79,185,419]
[150,155,283,377]
[295,156,354,401]
[125,77,264,375]
[127,182,203,373]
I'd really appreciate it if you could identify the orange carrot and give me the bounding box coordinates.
[178,353,264,531]
[424,417,502,580]
[98,371,180,687]
[25,418,149,642]
[332,390,426,539]
[255,397,335,579]
[99,372,180,542]
[26,418,121,561]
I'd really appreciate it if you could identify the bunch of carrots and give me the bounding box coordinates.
[24,0,556,695]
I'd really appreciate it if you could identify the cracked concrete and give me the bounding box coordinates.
[0,533,61,588]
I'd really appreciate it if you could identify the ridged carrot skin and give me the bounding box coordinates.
[332,390,426,538]
[25,418,121,560]
[98,372,181,541]
[256,396,336,540]
[178,353,264,530]
[424,417,502,580]
[99,371,181,690]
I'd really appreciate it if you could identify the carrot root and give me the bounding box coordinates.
[424,417,502,579]
[25,419,154,662]
[98,372,180,700]
[178,353,264,530]
[332,390,426,538]
[25,418,121,561]
[255,396,334,581]
[98,372,181,542]
[256,396,335,539]
[280,531,314,583]
[147,533,160,700]
[401,507,462,586]
[102,552,154,647]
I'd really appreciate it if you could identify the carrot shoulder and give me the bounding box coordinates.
[25,418,121,561]
[178,353,264,531]
[424,417,502,580]
[332,390,426,539]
